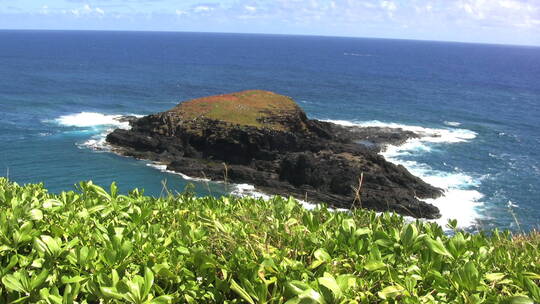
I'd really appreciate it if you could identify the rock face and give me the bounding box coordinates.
[106,90,443,219]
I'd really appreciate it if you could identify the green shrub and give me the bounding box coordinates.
[0,178,538,303]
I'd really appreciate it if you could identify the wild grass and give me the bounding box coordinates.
[0,178,538,303]
[171,90,300,130]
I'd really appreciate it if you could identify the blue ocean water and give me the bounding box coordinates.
[1,30,539,231]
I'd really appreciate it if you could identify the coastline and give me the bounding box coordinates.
[325,119,483,228]
[52,111,483,229]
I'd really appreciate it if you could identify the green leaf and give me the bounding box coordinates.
[42,199,63,209]
[34,235,62,257]
[523,272,540,280]
[336,275,357,291]
[318,275,342,300]
[378,285,405,300]
[29,209,43,221]
[485,273,505,282]
[2,273,26,292]
[39,288,63,304]
[364,261,386,271]
[112,269,120,286]
[90,184,112,201]
[150,295,174,304]
[286,281,311,296]
[523,277,540,302]
[9,296,30,304]
[354,227,371,237]
[463,261,479,290]
[230,279,255,304]
[87,205,107,214]
[143,267,154,299]
[313,248,331,262]
[341,218,356,233]
[425,237,452,257]
[297,288,326,304]
[309,260,325,270]
[30,269,49,290]
[100,286,124,299]
[502,296,535,304]
[400,223,418,247]
[176,246,190,255]
[61,276,86,284]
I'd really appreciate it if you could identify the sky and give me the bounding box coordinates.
[1,0,539,46]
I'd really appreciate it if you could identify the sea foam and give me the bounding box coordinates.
[146,162,330,211]
[145,163,210,182]
[54,112,132,129]
[58,111,484,228]
[324,119,476,144]
[444,121,462,127]
[50,112,142,151]
[326,119,483,228]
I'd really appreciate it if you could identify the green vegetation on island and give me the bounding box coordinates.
[0,178,539,303]
[107,90,442,219]
[170,90,303,131]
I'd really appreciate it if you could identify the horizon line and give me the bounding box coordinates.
[1,28,539,49]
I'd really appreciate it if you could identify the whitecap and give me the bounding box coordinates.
[47,112,143,151]
[444,121,461,127]
[144,162,337,212]
[229,183,343,211]
[146,162,321,209]
[325,119,483,229]
[145,163,211,182]
[324,119,477,144]
[383,156,484,228]
[344,52,373,57]
[53,112,133,129]
[230,183,271,200]
[146,162,338,211]
[507,200,519,208]
[140,118,484,228]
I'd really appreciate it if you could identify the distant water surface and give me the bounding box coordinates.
[0,30,539,231]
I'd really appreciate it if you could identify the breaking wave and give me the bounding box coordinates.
[326,119,483,229]
[47,112,142,151]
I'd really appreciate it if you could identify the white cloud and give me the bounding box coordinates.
[458,1,485,19]
[40,5,49,15]
[244,5,257,12]
[456,0,539,25]
[380,1,397,11]
[415,4,433,13]
[380,0,397,18]
[499,0,524,10]
[175,9,187,16]
[193,6,212,13]
[68,4,105,17]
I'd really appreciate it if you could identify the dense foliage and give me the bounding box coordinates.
[0,178,539,303]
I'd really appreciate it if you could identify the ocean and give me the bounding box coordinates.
[1,30,539,231]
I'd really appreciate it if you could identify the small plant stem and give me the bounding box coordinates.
[351,172,364,209]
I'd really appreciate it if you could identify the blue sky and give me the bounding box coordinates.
[1,0,539,46]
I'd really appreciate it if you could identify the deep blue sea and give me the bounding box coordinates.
[1,30,539,231]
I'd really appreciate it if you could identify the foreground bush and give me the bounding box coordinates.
[0,178,539,303]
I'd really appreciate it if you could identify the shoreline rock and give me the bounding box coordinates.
[106,90,443,219]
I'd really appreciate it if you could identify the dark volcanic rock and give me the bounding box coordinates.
[106,90,443,219]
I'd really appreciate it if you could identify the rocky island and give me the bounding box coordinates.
[106,90,443,219]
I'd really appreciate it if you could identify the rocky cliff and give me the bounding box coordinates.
[106,90,442,218]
